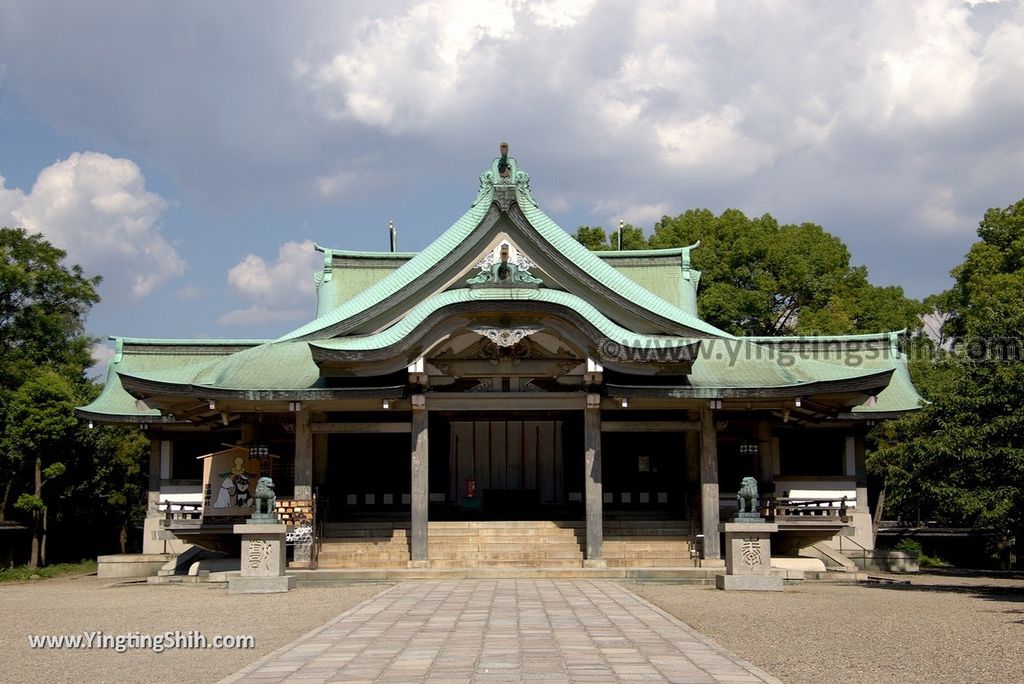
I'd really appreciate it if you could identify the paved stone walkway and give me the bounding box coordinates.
[221,580,780,683]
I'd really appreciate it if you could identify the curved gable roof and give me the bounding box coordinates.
[279,158,730,342]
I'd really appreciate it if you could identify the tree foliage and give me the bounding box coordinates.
[573,223,647,251]
[575,209,923,336]
[0,228,151,564]
[871,199,1024,538]
[0,228,101,387]
[0,229,101,527]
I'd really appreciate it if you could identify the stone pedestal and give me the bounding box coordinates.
[715,522,783,591]
[229,523,296,594]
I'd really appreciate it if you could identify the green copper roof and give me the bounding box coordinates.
[78,338,267,421]
[280,158,729,342]
[281,196,493,341]
[309,288,696,352]
[748,331,924,414]
[78,154,922,421]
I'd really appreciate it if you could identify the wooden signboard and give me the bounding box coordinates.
[200,446,263,517]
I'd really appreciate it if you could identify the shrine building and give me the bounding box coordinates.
[79,148,922,572]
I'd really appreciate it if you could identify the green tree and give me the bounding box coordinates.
[0,228,100,565]
[573,223,648,251]
[7,370,78,567]
[574,226,612,251]
[86,423,150,554]
[647,209,923,335]
[871,199,1024,550]
[0,228,100,386]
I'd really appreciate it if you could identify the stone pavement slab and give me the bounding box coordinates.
[219,580,781,683]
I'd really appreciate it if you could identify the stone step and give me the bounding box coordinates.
[428,528,581,537]
[426,558,585,568]
[425,548,585,557]
[322,529,410,539]
[315,560,413,569]
[603,543,692,553]
[293,567,718,583]
[322,522,691,533]
[323,529,690,539]
[427,536,581,545]
[320,539,407,546]
[318,556,411,564]
[601,529,692,536]
[606,558,699,568]
[428,521,582,529]
[604,552,692,562]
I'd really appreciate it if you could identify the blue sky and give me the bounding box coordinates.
[1,1,1023,373]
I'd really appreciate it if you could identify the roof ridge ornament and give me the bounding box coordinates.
[467,242,544,288]
[472,142,537,210]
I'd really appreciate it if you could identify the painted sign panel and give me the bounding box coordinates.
[201,447,262,517]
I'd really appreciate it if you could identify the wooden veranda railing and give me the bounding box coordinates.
[159,501,203,521]
[762,496,850,522]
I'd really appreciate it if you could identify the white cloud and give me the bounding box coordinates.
[847,3,981,128]
[594,199,671,230]
[653,107,776,178]
[301,0,517,133]
[176,283,206,301]
[2,0,1024,303]
[0,152,184,299]
[221,240,319,326]
[316,170,358,198]
[916,185,972,234]
[219,305,310,326]
[88,341,116,379]
[519,0,596,29]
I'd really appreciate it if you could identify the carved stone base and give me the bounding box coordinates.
[720,522,778,576]
[718,522,782,591]
[715,574,783,591]
[234,523,288,579]
[228,575,297,594]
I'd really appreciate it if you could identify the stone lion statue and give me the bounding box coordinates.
[253,476,276,515]
[736,476,759,515]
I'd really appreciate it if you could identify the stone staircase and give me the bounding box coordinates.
[318,522,412,568]
[601,520,696,568]
[317,520,696,569]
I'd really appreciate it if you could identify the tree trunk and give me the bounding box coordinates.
[29,510,39,568]
[872,484,886,547]
[28,456,43,568]
[40,505,48,567]
[119,516,128,554]
[0,479,11,522]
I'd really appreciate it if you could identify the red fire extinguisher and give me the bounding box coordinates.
[466,479,476,498]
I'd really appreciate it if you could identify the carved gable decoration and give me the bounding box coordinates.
[467,241,543,288]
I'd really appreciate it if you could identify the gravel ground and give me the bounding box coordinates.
[0,575,389,684]
[3,571,1021,684]
[629,571,1024,684]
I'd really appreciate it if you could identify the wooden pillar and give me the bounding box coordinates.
[313,433,329,486]
[241,422,257,445]
[756,420,773,489]
[410,394,429,563]
[147,438,161,515]
[853,430,868,512]
[294,409,313,500]
[584,393,604,565]
[700,407,721,560]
